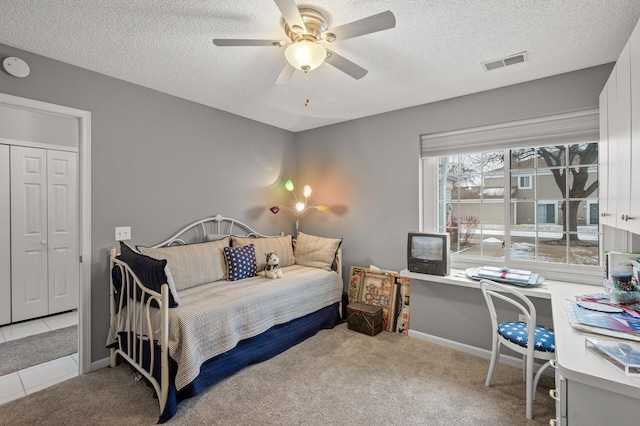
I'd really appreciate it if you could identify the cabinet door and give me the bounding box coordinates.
[598,87,609,229]
[11,146,49,321]
[603,68,618,228]
[616,42,632,230]
[629,19,640,233]
[47,150,78,314]
[0,145,10,326]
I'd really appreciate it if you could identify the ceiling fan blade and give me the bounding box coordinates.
[273,0,306,33]
[325,10,396,41]
[213,39,282,47]
[324,50,368,80]
[275,63,295,85]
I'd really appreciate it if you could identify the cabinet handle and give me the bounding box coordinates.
[549,389,559,401]
[40,240,47,246]
[549,419,558,426]
[620,214,634,221]
[549,359,557,369]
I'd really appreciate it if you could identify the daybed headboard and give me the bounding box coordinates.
[151,214,274,247]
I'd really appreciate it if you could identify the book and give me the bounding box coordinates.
[472,266,538,286]
[566,301,640,334]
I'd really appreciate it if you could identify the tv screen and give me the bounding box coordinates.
[407,232,450,276]
[411,236,444,260]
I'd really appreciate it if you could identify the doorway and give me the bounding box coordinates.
[0,93,91,380]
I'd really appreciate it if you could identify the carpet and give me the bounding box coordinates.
[0,325,78,376]
[0,323,554,425]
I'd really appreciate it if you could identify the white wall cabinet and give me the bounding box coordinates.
[0,145,10,326]
[600,19,640,234]
[9,145,78,323]
[630,19,640,233]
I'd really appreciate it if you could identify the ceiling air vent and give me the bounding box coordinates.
[482,52,528,71]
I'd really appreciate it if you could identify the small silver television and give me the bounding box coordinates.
[407,232,450,276]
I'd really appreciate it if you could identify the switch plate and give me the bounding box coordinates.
[115,226,131,241]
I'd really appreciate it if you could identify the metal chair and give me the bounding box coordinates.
[480,279,555,420]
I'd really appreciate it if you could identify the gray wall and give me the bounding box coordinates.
[0,39,614,360]
[0,43,297,362]
[295,64,613,349]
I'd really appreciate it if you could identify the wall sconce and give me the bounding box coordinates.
[270,179,328,234]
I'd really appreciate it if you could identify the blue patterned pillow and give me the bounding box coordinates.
[223,244,258,281]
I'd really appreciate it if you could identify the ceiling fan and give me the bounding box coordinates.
[212,0,396,84]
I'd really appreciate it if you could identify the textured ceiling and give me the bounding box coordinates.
[1,1,640,132]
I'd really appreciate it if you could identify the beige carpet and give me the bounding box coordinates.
[0,325,77,376]
[0,323,554,425]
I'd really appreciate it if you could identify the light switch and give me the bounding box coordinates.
[115,226,131,241]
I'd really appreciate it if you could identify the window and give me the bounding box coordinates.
[437,143,599,266]
[518,174,532,189]
[537,202,557,224]
[420,109,602,281]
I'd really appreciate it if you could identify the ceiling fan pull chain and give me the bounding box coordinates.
[304,71,310,106]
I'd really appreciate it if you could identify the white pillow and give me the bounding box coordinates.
[294,232,342,271]
[139,238,229,290]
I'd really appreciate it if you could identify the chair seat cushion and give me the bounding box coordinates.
[498,321,555,353]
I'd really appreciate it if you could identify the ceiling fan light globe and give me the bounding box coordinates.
[285,41,326,71]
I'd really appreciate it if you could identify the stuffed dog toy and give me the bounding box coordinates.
[260,252,283,279]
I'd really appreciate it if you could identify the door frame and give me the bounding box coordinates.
[0,93,91,374]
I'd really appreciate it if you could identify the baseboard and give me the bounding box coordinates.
[91,357,111,371]
[407,328,552,375]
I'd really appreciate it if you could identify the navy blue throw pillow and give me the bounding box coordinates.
[113,242,179,308]
[223,244,258,281]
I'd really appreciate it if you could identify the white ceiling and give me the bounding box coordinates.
[1,1,640,132]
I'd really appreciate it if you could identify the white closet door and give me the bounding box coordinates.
[47,150,78,314]
[0,145,10,325]
[11,146,49,321]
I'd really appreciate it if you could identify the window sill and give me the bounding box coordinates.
[399,268,599,300]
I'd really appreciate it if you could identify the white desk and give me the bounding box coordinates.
[402,269,640,424]
[549,281,640,425]
[401,268,551,299]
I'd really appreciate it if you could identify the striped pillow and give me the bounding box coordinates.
[294,232,342,271]
[139,238,229,291]
[231,234,295,271]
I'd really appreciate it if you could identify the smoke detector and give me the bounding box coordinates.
[482,52,528,71]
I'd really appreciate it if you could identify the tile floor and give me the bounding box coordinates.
[0,311,79,405]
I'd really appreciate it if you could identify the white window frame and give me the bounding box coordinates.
[419,109,602,285]
[518,174,533,189]
[586,200,599,226]
[537,200,558,225]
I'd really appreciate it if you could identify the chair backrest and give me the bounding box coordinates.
[480,279,537,353]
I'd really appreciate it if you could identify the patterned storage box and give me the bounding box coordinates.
[347,302,383,336]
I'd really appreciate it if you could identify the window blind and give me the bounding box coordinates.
[420,108,599,158]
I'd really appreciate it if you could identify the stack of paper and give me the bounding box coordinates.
[476,266,533,284]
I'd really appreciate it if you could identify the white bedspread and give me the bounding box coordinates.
[156,265,341,390]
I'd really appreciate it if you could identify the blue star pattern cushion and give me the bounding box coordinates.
[498,321,555,353]
[223,244,258,281]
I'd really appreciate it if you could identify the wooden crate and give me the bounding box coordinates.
[346,302,383,336]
